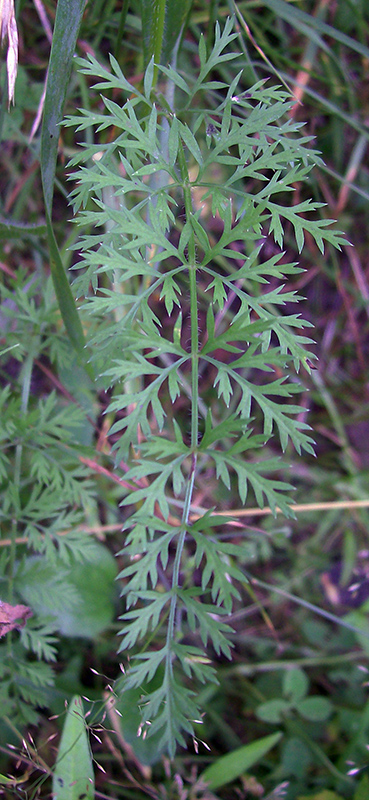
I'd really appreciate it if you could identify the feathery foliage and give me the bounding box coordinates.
[63,19,346,756]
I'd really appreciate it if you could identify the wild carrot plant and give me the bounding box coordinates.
[63,19,347,755]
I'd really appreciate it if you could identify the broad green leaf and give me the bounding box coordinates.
[199,732,283,790]
[344,608,369,655]
[54,545,117,639]
[281,736,311,778]
[52,696,94,800]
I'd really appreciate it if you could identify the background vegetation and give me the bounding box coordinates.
[0,1,368,798]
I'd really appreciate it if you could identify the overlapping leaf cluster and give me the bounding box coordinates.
[0,274,95,723]
[65,20,345,755]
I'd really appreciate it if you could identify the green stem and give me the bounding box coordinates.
[229,650,366,677]
[178,138,199,451]
[165,139,199,679]
[165,467,196,679]
[250,575,369,640]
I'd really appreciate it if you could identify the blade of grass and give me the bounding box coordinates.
[262,0,369,61]
[250,575,369,640]
[45,212,87,357]
[114,0,130,59]
[289,0,330,115]
[41,0,86,215]
[40,0,88,362]
[52,696,94,800]
[199,732,282,791]
[141,0,192,79]
[230,0,295,94]
[191,498,369,519]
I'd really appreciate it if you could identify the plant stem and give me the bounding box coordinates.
[165,139,199,681]
[166,468,196,674]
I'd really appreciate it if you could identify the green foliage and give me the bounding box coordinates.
[16,543,117,639]
[0,270,104,725]
[62,19,345,757]
[1,1,367,795]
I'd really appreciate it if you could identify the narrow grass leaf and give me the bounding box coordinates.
[52,695,94,800]
[40,0,87,359]
[45,209,88,360]
[41,0,86,215]
[141,0,192,68]
[199,732,282,790]
[263,0,369,61]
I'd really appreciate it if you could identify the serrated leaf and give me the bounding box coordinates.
[118,531,177,598]
[191,528,243,611]
[213,369,233,407]
[178,121,204,166]
[178,590,234,657]
[118,592,170,650]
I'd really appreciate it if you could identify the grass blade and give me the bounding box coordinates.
[141,0,192,68]
[263,0,369,61]
[52,696,95,800]
[41,0,86,215]
[41,0,87,359]
[45,208,87,356]
[199,732,283,790]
